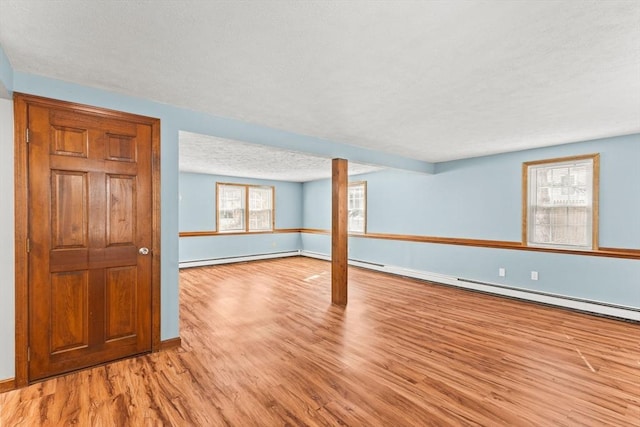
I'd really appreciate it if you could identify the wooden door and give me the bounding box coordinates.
[26,101,155,381]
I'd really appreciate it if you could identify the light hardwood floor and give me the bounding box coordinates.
[1,257,639,426]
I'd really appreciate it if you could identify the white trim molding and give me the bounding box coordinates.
[299,251,640,322]
[179,250,300,269]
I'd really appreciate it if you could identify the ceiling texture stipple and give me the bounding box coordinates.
[1,0,639,176]
[179,131,383,182]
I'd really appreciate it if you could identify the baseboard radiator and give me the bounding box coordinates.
[300,250,640,322]
[179,250,301,268]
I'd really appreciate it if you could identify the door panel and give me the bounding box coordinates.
[51,125,88,157]
[106,133,137,162]
[50,271,89,354]
[51,170,88,248]
[27,102,154,381]
[107,175,136,245]
[105,266,138,341]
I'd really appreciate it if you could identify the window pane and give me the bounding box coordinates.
[348,182,366,233]
[248,187,273,231]
[527,157,594,249]
[218,185,245,232]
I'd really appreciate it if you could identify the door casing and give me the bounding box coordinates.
[13,93,162,387]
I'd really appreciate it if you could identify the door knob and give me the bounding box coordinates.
[139,247,150,255]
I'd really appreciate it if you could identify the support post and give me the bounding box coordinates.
[332,158,348,305]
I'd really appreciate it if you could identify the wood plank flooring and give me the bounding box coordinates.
[1,256,639,426]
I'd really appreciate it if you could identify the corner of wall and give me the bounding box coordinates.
[0,97,15,381]
[0,44,14,99]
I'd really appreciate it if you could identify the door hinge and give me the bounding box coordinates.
[26,128,30,143]
[27,347,30,362]
[26,238,30,253]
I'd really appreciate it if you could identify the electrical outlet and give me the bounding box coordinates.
[498,268,506,277]
[531,271,539,280]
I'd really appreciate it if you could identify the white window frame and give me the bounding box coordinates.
[348,181,367,234]
[216,183,274,233]
[523,154,599,250]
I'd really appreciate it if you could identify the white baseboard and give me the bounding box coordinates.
[452,277,640,321]
[179,250,300,269]
[299,250,640,322]
[299,250,330,261]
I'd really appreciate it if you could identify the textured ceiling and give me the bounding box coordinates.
[179,131,383,182]
[0,1,639,164]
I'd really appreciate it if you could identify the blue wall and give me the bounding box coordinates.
[302,134,640,308]
[435,135,640,247]
[179,172,302,262]
[302,178,332,230]
[180,233,301,263]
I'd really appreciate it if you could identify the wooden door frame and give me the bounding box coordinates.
[13,93,162,387]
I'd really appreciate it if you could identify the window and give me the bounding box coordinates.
[348,181,367,233]
[218,184,246,232]
[523,154,599,250]
[249,186,273,231]
[217,183,274,232]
